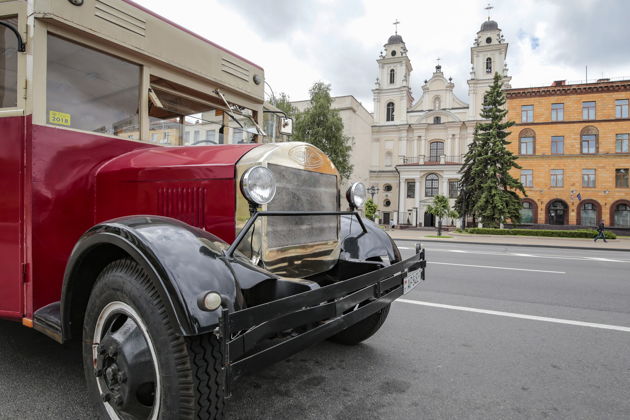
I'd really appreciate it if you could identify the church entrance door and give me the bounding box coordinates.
[424,212,435,227]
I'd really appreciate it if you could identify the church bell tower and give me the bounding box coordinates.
[467,8,511,121]
[373,20,413,124]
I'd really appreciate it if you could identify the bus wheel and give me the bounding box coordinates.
[82,259,225,419]
[328,304,391,345]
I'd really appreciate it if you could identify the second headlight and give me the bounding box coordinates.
[346,182,367,209]
[241,165,276,205]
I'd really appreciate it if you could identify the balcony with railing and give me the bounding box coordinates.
[398,155,463,166]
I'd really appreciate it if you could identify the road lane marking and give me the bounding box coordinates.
[398,247,630,263]
[396,299,630,333]
[429,261,565,274]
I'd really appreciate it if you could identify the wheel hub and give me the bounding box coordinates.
[93,305,159,419]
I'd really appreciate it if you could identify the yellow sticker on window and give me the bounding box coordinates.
[49,110,71,126]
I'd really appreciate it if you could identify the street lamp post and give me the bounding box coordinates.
[460,188,466,229]
[367,185,379,200]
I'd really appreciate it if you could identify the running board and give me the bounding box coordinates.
[33,302,63,343]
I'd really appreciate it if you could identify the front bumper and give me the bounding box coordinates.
[221,211,426,390]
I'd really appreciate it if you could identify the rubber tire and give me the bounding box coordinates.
[328,304,391,345]
[82,259,225,419]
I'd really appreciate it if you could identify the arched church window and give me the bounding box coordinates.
[486,57,492,74]
[386,102,395,122]
[429,141,444,162]
[433,116,441,124]
[389,69,395,84]
[425,174,439,197]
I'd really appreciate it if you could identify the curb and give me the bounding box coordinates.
[391,237,630,252]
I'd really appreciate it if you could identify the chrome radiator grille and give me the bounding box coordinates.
[266,164,338,249]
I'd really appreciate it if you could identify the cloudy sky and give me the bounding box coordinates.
[134,0,630,112]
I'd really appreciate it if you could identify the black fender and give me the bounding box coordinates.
[340,215,402,263]
[61,215,276,341]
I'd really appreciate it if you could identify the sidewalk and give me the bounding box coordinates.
[387,228,630,251]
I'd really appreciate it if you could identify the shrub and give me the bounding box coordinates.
[465,228,616,239]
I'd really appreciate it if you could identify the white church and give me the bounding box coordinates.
[369,18,511,227]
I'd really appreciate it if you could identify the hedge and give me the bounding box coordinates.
[465,228,617,239]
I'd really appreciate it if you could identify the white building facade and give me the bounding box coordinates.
[369,19,511,227]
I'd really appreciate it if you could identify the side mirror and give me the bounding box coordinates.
[279,117,293,135]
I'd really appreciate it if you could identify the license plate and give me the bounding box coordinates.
[403,268,422,294]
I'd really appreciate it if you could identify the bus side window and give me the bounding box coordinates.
[0,16,19,108]
[46,34,141,139]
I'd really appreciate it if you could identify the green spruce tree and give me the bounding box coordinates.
[293,82,353,180]
[457,73,525,227]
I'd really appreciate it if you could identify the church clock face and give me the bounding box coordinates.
[391,50,397,56]
[485,37,492,44]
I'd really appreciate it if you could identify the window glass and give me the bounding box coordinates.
[520,169,533,187]
[582,101,596,120]
[485,57,492,74]
[386,102,395,121]
[520,137,534,155]
[448,180,458,198]
[581,202,597,226]
[383,184,392,192]
[616,133,628,153]
[582,169,595,188]
[149,82,227,146]
[616,99,628,119]
[581,134,597,154]
[551,169,564,187]
[0,16,18,108]
[521,105,533,123]
[551,136,564,154]
[616,168,629,188]
[46,34,140,138]
[425,174,438,197]
[406,180,416,198]
[429,142,444,161]
[389,69,395,84]
[520,202,534,223]
[551,103,564,121]
[615,204,630,227]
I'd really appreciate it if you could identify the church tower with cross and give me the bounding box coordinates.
[467,4,511,120]
[372,20,413,124]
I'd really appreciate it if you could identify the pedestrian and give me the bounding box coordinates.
[389,219,395,230]
[594,219,607,243]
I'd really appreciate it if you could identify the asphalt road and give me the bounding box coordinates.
[1,242,629,419]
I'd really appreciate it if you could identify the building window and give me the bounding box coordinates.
[616,99,628,118]
[616,168,629,188]
[384,199,391,207]
[582,169,596,188]
[448,180,459,198]
[520,169,533,187]
[485,57,492,74]
[580,202,597,226]
[582,101,596,120]
[519,129,535,155]
[183,131,190,144]
[551,169,564,187]
[551,136,564,154]
[386,102,395,121]
[383,184,393,192]
[520,201,534,224]
[425,174,439,197]
[580,126,598,154]
[433,116,441,124]
[616,133,629,153]
[162,131,170,144]
[614,203,630,227]
[389,69,395,84]
[521,105,534,123]
[150,133,158,142]
[429,141,444,161]
[551,103,564,121]
[406,180,416,198]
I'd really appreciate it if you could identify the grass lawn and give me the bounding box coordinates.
[425,235,453,238]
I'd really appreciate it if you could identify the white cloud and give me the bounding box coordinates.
[133,0,630,112]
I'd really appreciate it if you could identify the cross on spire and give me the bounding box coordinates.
[393,19,400,35]
[485,3,493,20]
[437,57,441,65]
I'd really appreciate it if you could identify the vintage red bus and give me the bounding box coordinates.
[0,0,425,418]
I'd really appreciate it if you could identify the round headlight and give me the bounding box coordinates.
[346,182,367,209]
[241,166,276,205]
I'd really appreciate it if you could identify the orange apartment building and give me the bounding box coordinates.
[505,79,630,230]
